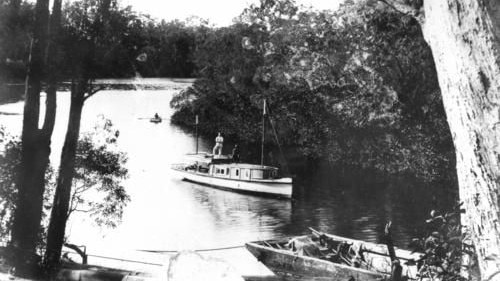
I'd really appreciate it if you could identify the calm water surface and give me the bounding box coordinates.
[0,78,456,276]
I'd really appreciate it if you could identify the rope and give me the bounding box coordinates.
[136,244,245,253]
[3,243,246,268]
[76,252,163,266]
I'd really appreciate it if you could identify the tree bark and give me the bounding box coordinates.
[383,0,500,279]
[42,0,62,139]
[44,0,111,268]
[9,0,55,277]
[44,80,85,270]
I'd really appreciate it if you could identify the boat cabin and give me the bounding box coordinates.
[182,152,279,181]
[210,163,279,181]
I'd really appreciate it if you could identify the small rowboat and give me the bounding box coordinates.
[150,117,162,123]
[246,229,423,280]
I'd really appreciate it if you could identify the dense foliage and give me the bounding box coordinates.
[0,119,129,245]
[0,0,34,82]
[0,0,456,183]
[171,0,455,182]
[0,128,54,248]
[0,0,200,82]
[71,118,129,228]
[410,204,473,281]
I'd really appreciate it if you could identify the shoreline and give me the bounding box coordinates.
[0,78,196,106]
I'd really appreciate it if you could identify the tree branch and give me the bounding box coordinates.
[73,208,92,213]
[74,184,93,195]
[84,85,105,101]
[378,0,424,23]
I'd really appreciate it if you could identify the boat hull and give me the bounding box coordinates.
[245,242,389,280]
[246,233,423,280]
[172,168,292,198]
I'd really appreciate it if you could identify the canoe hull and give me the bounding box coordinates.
[246,233,423,280]
[172,168,292,198]
[245,242,389,281]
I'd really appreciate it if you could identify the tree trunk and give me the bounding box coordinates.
[383,0,500,279]
[419,1,500,279]
[43,0,62,138]
[44,80,85,270]
[9,0,54,277]
[44,0,111,269]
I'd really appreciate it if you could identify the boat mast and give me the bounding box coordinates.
[261,99,266,166]
[195,114,199,154]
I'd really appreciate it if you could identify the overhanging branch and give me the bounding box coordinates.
[84,85,105,101]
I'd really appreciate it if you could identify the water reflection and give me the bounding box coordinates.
[0,78,457,276]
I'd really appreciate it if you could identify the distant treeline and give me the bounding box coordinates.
[170,0,456,183]
[0,0,202,81]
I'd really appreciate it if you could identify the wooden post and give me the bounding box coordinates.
[63,243,87,265]
[195,115,199,154]
[261,100,266,166]
[384,222,402,281]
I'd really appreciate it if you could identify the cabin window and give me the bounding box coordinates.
[240,169,250,179]
[251,169,264,179]
[226,168,230,175]
[221,169,225,175]
[236,169,239,176]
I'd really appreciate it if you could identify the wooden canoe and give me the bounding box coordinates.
[245,229,423,280]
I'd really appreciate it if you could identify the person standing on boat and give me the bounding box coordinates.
[232,144,240,162]
[213,132,224,156]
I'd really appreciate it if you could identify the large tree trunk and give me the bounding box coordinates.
[43,0,62,136]
[44,0,111,268]
[420,1,500,279]
[44,81,85,271]
[9,0,56,277]
[385,0,500,279]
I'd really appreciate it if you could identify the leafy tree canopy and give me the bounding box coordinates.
[171,0,454,182]
[0,118,129,245]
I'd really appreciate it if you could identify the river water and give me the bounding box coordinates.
[0,78,456,278]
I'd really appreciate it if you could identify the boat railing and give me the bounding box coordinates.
[171,163,188,171]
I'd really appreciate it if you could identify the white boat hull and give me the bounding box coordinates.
[172,168,292,198]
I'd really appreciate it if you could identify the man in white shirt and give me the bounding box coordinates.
[213,132,224,156]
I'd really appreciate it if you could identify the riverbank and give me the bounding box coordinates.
[0,250,280,281]
[0,83,24,105]
[0,78,196,106]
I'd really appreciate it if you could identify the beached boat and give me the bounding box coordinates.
[171,152,292,198]
[246,229,423,280]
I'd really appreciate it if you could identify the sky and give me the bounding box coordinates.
[120,0,343,26]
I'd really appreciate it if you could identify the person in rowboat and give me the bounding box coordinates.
[213,132,224,156]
